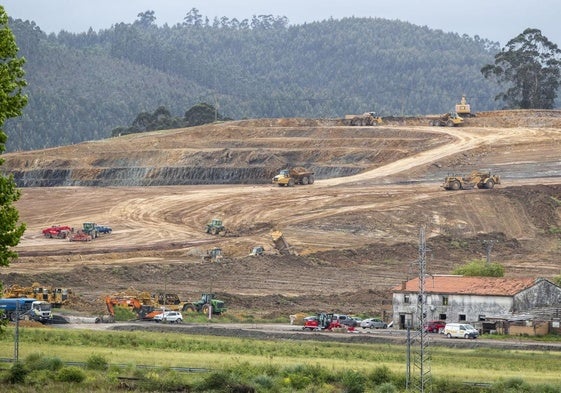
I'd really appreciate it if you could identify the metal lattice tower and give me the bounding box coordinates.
[412,226,431,392]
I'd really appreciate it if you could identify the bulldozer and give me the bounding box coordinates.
[3,283,71,308]
[429,112,463,127]
[182,293,226,315]
[442,170,501,190]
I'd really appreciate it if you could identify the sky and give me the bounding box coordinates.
[2,0,560,47]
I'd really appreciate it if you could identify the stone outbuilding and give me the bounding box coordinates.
[392,275,561,329]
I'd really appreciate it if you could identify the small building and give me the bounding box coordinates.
[392,275,561,330]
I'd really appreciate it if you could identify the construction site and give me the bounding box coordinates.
[1,106,561,322]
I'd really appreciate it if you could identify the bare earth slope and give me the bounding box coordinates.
[2,111,561,318]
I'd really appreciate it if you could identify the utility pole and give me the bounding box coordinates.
[411,226,431,392]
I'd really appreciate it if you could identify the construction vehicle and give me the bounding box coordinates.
[429,112,463,127]
[0,298,52,323]
[3,283,71,308]
[442,170,501,190]
[82,222,98,239]
[344,112,383,126]
[455,95,475,118]
[303,313,345,331]
[182,293,226,315]
[271,230,297,255]
[202,247,223,262]
[69,230,92,242]
[249,246,264,256]
[42,225,72,239]
[205,218,226,235]
[105,295,143,318]
[272,167,315,187]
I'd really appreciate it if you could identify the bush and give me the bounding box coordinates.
[375,382,398,393]
[6,361,27,384]
[369,365,393,386]
[86,354,109,371]
[24,353,63,371]
[56,366,86,383]
[339,369,366,393]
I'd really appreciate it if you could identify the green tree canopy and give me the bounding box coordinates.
[0,5,27,269]
[481,28,561,109]
[452,259,505,277]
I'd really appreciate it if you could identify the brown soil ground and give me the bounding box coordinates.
[2,111,561,321]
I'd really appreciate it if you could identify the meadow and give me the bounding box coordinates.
[1,326,561,392]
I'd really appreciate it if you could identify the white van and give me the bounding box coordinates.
[443,323,479,339]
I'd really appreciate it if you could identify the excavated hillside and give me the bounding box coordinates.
[1,111,561,319]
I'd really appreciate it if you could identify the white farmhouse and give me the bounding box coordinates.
[392,275,561,329]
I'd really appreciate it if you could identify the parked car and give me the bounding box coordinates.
[423,320,446,333]
[361,318,388,329]
[333,314,358,327]
[153,311,183,323]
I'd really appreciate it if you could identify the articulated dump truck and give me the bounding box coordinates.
[272,167,315,187]
[442,170,501,190]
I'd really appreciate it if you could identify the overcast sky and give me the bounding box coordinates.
[3,0,560,47]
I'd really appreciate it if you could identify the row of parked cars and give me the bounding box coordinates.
[304,314,389,329]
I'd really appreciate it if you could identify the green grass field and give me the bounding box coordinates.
[1,326,561,392]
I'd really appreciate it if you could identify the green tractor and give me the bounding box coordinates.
[82,222,98,239]
[182,293,226,315]
[205,218,226,235]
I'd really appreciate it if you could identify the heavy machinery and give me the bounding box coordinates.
[344,112,383,126]
[272,167,315,187]
[105,295,143,318]
[303,313,345,331]
[202,247,223,262]
[69,230,92,242]
[455,95,475,118]
[249,246,264,256]
[442,170,501,190]
[429,112,463,127]
[3,283,71,308]
[182,293,226,315]
[271,230,297,255]
[82,222,98,238]
[0,297,52,323]
[205,218,227,235]
[42,225,72,239]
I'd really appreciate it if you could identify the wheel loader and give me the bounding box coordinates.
[442,170,501,190]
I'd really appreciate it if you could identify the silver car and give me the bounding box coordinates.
[361,318,387,329]
[153,311,183,323]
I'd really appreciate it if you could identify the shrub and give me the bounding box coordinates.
[24,353,63,371]
[375,382,398,393]
[56,366,86,383]
[339,369,366,393]
[86,354,109,371]
[6,361,28,384]
[369,365,393,385]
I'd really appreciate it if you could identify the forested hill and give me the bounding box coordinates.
[6,12,502,152]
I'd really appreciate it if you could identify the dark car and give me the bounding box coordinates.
[333,314,358,327]
[423,320,446,333]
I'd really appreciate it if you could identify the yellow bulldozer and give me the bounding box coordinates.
[441,170,501,191]
[3,283,71,308]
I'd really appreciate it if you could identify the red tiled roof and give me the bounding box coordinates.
[392,275,538,296]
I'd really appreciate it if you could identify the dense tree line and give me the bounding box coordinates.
[2,9,511,151]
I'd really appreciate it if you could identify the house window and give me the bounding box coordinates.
[439,314,447,320]
[442,296,449,306]
[479,314,486,321]
[404,295,410,304]
[459,314,466,321]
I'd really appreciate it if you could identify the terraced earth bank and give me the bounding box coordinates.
[1,111,561,320]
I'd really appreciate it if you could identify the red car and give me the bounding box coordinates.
[423,320,446,333]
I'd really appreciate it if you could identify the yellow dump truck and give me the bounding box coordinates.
[272,167,315,187]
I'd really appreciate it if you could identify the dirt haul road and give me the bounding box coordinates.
[4,115,561,317]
